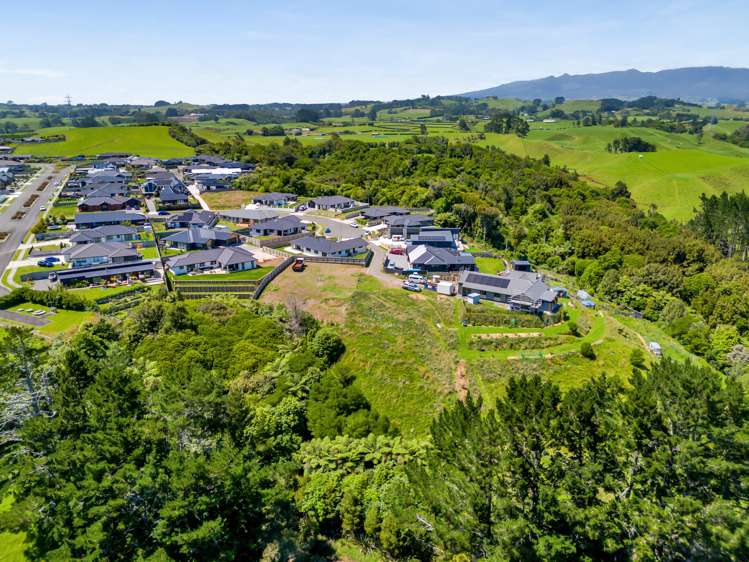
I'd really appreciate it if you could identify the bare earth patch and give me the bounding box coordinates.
[474,331,543,339]
[455,360,468,401]
[259,262,364,322]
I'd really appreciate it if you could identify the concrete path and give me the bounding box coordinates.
[186,184,211,210]
[0,309,50,326]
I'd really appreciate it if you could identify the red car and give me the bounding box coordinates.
[389,247,405,255]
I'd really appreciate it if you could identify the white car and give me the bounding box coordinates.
[40,205,47,211]
[408,273,426,284]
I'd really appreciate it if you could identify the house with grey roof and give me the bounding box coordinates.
[166,247,257,276]
[408,228,458,249]
[458,270,558,314]
[384,214,434,238]
[63,242,142,269]
[250,215,304,237]
[77,195,140,213]
[75,211,146,228]
[69,225,140,245]
[252,192,297,207]
[218,209,279,225]
[163,227,240,251]
[165,210,217,229]
[307,195,355,211]
[157,185,190,208]
[361,206,410,220]
[407,245,476,273]
[291,236,367,257]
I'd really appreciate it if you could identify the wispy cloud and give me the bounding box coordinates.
[0,67,65,78]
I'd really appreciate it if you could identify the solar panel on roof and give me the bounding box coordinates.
[465,274,510,289]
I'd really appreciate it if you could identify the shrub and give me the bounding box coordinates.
[567,321,579,337]
[580,342,596,359]
[630,348,646,369]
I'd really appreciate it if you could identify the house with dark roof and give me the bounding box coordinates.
[307,195,355,211]
[82,183,132,198]
[252,192,297,207]
[77,195,140,213]
[163,227,240,251]
[69,225,140,245]
[166,247,257,276]
[63,242,142,269]
[458,270,558,314]
[250,215,304,237]
[75,211,146,229]
[408,228,458,249]
[127,157,160,169]
[218,209,279,225]
[361,206,409,220]
[165,210,217,229]
[384,214,434,238]
[291,236,367,257]
[157,186,190,208]
[52,260,156,286]
[407,245,476,273]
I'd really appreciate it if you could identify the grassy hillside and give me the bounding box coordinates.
[477,124,749,221]
[13,126,194,158]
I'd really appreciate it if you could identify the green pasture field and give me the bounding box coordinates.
[13,126,195,158]
[476,123,749,221]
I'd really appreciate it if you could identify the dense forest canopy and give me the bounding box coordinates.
[0,294,747,560]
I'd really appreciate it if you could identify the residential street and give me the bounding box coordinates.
[0,164,71,294]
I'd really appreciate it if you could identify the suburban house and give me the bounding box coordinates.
[157,185,190,208]
[63,242,142,269]
[250,215,304,237]
[127,157,160,169]
[52,261,156,286]
[141,171,183,195]
[165,210,217,229]
[82,183,132,198]
[0,160,29,174]
[384,214,434,238]
[69,225,140,245]
[218,209,279,225]
[166,247,257,276]
[0,171,14,188]
[406,245,476,273]
[307,195,355,211]
[291,236,368,257]
[361,206,409,220]
[163,227,240,251]
[75,211,146,229]
[252,192,297,207]
[457,270,559,314]
[77,195,140,212]
[408,228,458,249]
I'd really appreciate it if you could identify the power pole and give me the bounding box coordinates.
[64,95,72,106]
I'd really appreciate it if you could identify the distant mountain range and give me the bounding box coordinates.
[460,67,749,102]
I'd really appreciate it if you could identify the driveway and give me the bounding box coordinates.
[0,164,72,294]
[186,184,211,210]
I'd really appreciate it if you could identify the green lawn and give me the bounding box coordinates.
[171,266,269,281]
[14,126,195,158]
[69,283,157,302]
[7,302,96,336]
[473,255,505,274]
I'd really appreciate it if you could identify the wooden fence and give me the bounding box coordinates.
[253,256,294,299]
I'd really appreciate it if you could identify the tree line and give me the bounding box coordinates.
[0,294,746,560]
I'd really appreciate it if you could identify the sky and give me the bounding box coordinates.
[2,0,748,105]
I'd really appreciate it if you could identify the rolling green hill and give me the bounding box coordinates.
[477,124,749,221]
[13,125,194,158]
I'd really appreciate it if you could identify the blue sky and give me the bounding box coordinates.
[2,0,748,105]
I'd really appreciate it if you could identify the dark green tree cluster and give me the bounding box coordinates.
[606,136,656,153]
[485,111,529,137]
[168,123,208,148]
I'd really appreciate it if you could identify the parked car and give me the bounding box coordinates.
[40,205,47,211]
[37,259,56,267]
[294,204,307,212]
[157,210,170,216]
[408,273,426,284]
[402,281,422,292]
[389,247,405,255]
[45,256,60,263]
[292,257,305,272]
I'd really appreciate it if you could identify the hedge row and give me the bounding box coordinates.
[0,287,88,311]
[469,334,575,352]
